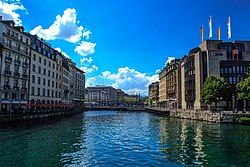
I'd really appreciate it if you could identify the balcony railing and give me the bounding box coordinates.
[21,87,27,92]
[14,60,21,66]
[3,85,11,90]
[22,62,29,68]
[22,74,28,79]
[4,70,12,76]
[5,57,12,63]
[14,72,21,78]
[13,86,20,91]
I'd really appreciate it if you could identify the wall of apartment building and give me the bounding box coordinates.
[56,52,63,102]
[180,61,186,109]
[159,68,167,106]
[0,19,31,112]
[29,42,57,104]
[61,57,70,104]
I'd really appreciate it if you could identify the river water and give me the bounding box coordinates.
[0,110,249,167]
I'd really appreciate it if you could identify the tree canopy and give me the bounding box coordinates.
[236,74,250,100]
[200,75,229,105]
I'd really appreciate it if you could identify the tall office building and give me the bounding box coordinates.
[182,40,250,110]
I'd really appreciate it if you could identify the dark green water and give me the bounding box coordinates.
[0,110,249,167]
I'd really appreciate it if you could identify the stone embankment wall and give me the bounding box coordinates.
[170,110,221,122]
[170,109,250,123]
[0,108,84,123]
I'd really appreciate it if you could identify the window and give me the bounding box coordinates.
[48,70,50,77]
[49,61,51,67]
[32,75,35,83]
[4,77,10,86]
[48,80,50,86]
[26,38,29,44]
[53,63,55,69]
[38,67,41,74]
[38,77,41,84]
[33,54,36,61]
[22,80,26,88]
[43,89,45,96]
[37,88,40,96]
[43,78,46,85]
[52,72,54,78]
[32,64,35,72]
[229,77,233,84]
[52,81,54,87]
[39,57,41,63]
[14,79,18,87]
[31,87,35,95]
[44,69,46,75]
[47,89,50,97]
[56,74,58,79]
[16,43,20,51]
[7,39,11,48]
[6,51,11,58]
[20,35,23,42]
[44,59,46,65]
[52,90,54,97]
[233,66,236,73]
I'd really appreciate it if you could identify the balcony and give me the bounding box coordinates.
[3,85,11,90]
[21,87,27,92]
[22,62,29,68]
[5,57,12,63]
[13,86,20,91]
[14,72,21,78]
[4,70,12,76]
[14,60,21,66]
[22,74,28,79]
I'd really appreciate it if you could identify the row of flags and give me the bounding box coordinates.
[200,16,231,42]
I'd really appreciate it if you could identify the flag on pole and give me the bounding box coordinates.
[227,16,231,39]
[208,16,212,38]
[200,25,204,42]
[217,26,221,40]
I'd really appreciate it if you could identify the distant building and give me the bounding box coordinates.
[181,40,250,110]
[28,34,57,105]
[68,60,85,106]
[87,85,117,104]
[148,82,159,106]
[116,89,125,102]
[0,17,31,113]
[159,59,181,108]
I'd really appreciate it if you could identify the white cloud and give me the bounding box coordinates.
[100,67,159,95]
[155,69,161,73]
[54,47,70,59]
[80,65,98,74]
[0,1,27,25]
[165,57,175,66]
[30,8,90,43]
[74,41,96,56]
[80,57,93,64]
[86,77,96,87]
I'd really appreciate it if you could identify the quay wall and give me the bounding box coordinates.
[146,107,250,124]
[0,108,84,123]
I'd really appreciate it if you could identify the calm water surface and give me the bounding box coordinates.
[0,110,250,167]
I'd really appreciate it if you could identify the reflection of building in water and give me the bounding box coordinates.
[193,123,205,164]
[180,121,188,150]
[159,118,168,145]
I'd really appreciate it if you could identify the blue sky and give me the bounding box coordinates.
[1,0,250,95]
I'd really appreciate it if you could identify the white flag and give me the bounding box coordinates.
[208,16,212,38]
[227,16,231,39]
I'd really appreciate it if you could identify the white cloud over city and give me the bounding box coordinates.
[74,41,96,56]
[99,67,159,95]
[0,0,27,25]
[30,8,89,43]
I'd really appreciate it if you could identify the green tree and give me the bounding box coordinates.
[236,70,250,109]
[200,75,229,107]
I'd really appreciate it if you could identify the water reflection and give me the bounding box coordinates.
[0,111,250,167]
